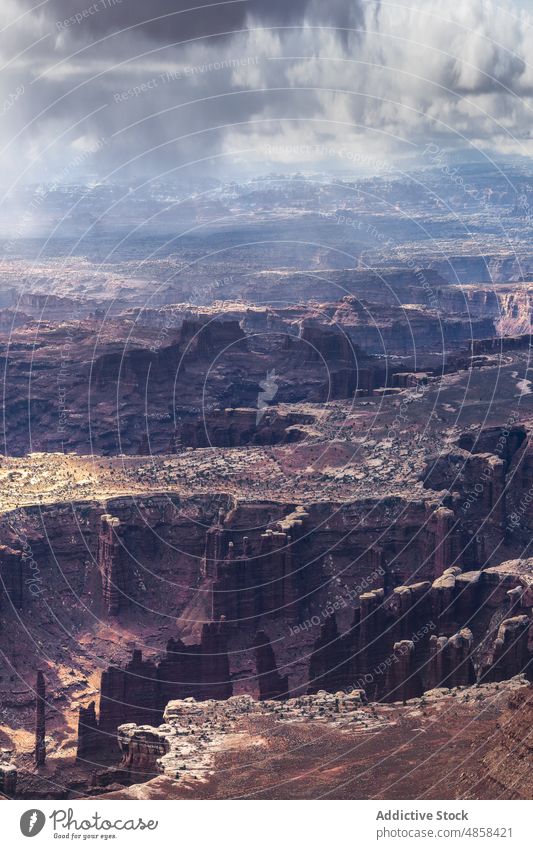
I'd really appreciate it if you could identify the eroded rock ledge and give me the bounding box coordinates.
[115,678,531,791]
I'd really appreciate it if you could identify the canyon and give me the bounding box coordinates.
[1,343,533,798]
[1,169,533,800]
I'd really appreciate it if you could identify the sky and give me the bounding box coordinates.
[1,0,533,186]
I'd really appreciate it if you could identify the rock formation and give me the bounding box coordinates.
[76,623,233,760]
[384,640,423,703]
[117,724,169,785]
[177,408,314,448]
[481,616,531,683]
[0,545,24,610]
[207,509,306,624]
[97,514,127,616]
[35,671,46,767]
[307,616,352,695]
[254,631,289,700]
[76,702,102,765]
[427,629,476,690]
[302,565,532,702]
[116,689,368,783]
[0,763,17,796]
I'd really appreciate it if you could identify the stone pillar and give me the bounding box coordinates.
[199,622,233,700]
[35,671,46,767]
[76,702,102,762]
[446,628,476,687]
[429,507,456,577]
[307,616,349,694]
[98,666,126,741]
[431,567,462,634]
[98,514,125,616]
[427,634,448,690]
[203,511,227,576]
[237,537,256,622]
[390,582,431,643]
[384,640,422,704]
[358,588,388,699]
[254,630,289,700]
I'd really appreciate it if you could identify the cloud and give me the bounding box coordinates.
[28,0,365,43]
[1,0,533,186]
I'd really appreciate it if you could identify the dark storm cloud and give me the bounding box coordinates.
[33,0,365,43]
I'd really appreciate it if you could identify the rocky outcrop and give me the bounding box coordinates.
[471,334,532,355]
[195,622,233,701]
[458,424,527,465]
[304,563,532,702]
[158,622,233,704]
[77,624,233,760]
[424,451,508,535]
[388,581,433,643]
[81,550,528,753]
[118,689,367,783]
[117,724,169,784]
[0,293,499,457]
[426,508,459,576]
[200,496,462,634]
[391,372,429,389]
[422,426,533,555]
[298,321,357,364]
[178,317,247,357]
[331,296,495,355]
[176,408,314,448]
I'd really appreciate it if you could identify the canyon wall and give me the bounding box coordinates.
[76,557,533,762]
